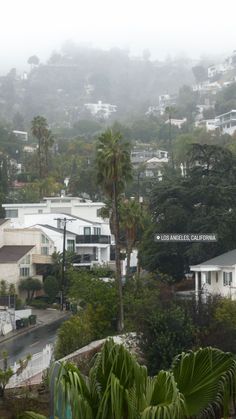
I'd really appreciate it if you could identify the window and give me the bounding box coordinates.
[41,246,49,255]
[41,234,49,244]
[84,227,91,236]
[223,272,232,286]
[21,254,30,264]
[94,227,101,235]
[38,209,43,214]
[5,209,18,218]
[205,272,211,285]
[216,272,218,283]
[67,239,75,252]
[20,267,30,277]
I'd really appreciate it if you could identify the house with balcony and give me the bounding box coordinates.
[4,209,112,269]
[215,110,236,135]
[190,249,236,300]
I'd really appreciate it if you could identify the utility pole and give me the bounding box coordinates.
[54,217,75,310]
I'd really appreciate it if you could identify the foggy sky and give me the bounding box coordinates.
[1,0,236,73]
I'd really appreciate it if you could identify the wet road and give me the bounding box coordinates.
[0,318,66,365]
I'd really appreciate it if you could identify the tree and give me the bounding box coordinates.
[27,55,39,69]
[19,277,42,302]
[24,340,236,419]
[54,314,93,359]
[119,199,144,277]
[96,129,132,331]
[140,303,195,374]
[43,275,59,303]
[31,116,54,183]
[140,144,236,278]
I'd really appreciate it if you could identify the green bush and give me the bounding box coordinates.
[29,300,48,309]
[54,314,93,359]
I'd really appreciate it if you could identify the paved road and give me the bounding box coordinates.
[0,317,66,365]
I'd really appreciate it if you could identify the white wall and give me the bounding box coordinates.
[199,268,236,300]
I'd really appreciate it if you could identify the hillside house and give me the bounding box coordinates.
[190,249,236,300]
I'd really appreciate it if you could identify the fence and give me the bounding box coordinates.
[7,344,53,388]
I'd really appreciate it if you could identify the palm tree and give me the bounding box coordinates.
[23,339,236,419]
[31,116,48,180]
[120,199,144,277]
[31,116,54,182]
[96,129,132,332]
[165,106,176,168]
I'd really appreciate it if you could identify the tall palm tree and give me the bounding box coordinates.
[31,116,54,185]
[31,116,49,180]
[23,340,236,419]
[96,129,132,332]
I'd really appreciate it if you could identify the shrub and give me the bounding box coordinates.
[29,300,48,309]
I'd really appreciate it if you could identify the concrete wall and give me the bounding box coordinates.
[15,308,32,319]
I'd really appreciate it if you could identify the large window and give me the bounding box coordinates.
[6,209,18,218]
[20,267,30,277]
[94,227,101,235]
[67,239,75,252]
[41,234,49,244]
[84,227,91,236]
[223,272,232,286]
[41,246,49,255]
[21,254,30,264]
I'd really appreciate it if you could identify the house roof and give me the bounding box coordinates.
[61,213,102,225]
[0,245,34,263]
[39,224,76,236]
[196,249,236,267]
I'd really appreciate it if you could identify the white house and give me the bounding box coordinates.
[3,196,106,224]
[215,110,236,135]
[84,100,117,119]
[190,249,236,300]
[165,118,187,128]
[194,119,219,132]
[4,208,112,269]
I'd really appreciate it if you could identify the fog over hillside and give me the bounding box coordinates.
[0,0,235,74]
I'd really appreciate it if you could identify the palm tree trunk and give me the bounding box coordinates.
[113,182,124,332]
[126,248,131,278]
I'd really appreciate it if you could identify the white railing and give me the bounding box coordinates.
[7,344,53,388]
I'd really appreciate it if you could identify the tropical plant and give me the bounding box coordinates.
[23,340,236,418]
[96,129,132,331]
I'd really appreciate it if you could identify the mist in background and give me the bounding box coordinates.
[1,0,235,73]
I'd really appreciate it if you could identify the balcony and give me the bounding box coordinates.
[32,254,53,264]
[72,254,97,265]
[76,235,111,244]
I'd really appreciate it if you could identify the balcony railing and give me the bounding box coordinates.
[72,254,97,264]
[76,235,111,244]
